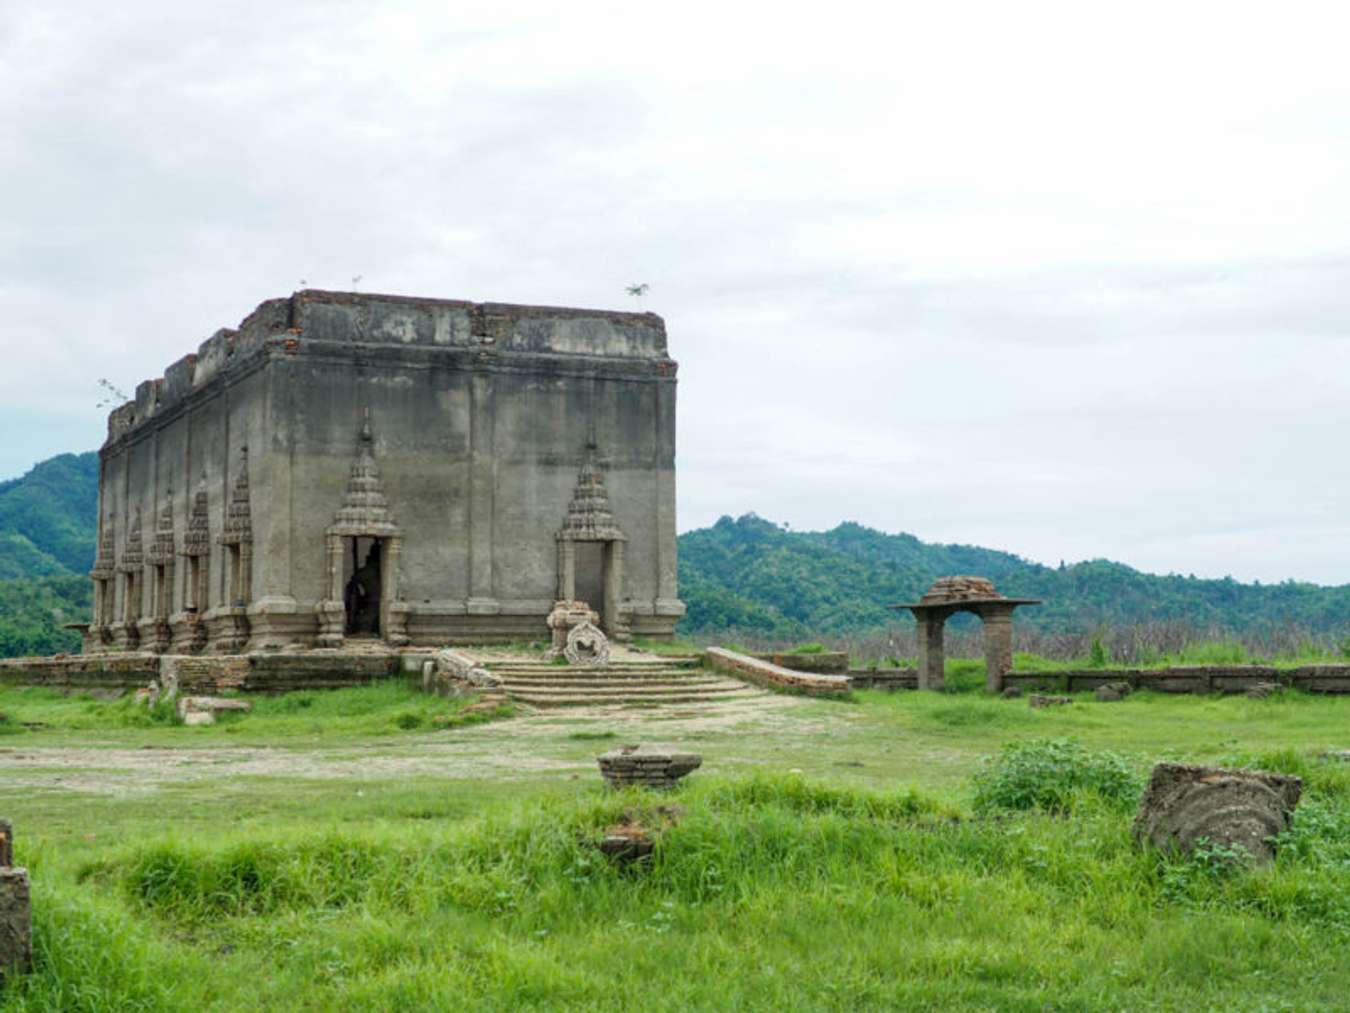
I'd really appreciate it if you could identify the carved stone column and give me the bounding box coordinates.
[315,533,346,648]
[383,536,410,646]
[605,540,630,640]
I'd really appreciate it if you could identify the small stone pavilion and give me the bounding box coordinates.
[84,290,684,653]
[890,576,1039,692]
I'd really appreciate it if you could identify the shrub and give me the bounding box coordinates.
[971,739,1143,814]
[1088,632,1109,668]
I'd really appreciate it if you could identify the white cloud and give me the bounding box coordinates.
[2,0,1349,584]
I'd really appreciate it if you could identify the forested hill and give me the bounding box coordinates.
[677,513,1350,638]
[0,452,99,580]
[0,451,99,655]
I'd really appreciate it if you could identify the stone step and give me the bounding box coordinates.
[494,675,729,691]
[484,661,703,672]
[507,687,767,707]
[496,678,750,696]
[498,678,751,695]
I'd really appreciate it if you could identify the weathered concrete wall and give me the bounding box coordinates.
[93,290,684,652]
[705,648,852,697]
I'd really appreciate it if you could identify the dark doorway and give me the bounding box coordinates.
[574,541,605,624]
[343,537,383,636]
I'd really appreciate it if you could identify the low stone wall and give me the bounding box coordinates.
[847,667,919,690]
[0,650,425,695]
[0,653,160,689]
[753,651,849,674]
[1004,665,1350,695]
[705,648,851,697]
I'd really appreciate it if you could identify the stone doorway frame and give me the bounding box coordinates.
[556,535,626,638]
[315,413,409,648]
[890,581,1040,693]
[555,437,630,640]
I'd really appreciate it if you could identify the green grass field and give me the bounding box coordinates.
[2,671,1349,1011]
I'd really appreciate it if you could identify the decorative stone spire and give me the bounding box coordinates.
[118,507,145,571]
[221,447,252,545]
[328,411,399,536]
[91,513,117,579]
[184,474,211,556]
[148,490,176,565]
[559,440,625,541]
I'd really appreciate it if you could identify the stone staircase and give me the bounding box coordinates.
[482,655,767,707]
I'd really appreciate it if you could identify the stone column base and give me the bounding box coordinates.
[315,600,345,648]
[246,597,317,651]
[108,621,140,651]
[204,607,250,653]
[385,601,412,647]
[169,612,207,654]
[137,618,172,654]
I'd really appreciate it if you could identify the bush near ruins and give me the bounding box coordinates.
[971,739,1143,814]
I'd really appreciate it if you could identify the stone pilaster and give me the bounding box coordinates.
[467,372,498,614]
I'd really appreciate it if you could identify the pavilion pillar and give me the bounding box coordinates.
[915,610,947,691]
[981,607,1015,694]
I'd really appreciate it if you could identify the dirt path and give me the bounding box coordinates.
[0,694,832,797]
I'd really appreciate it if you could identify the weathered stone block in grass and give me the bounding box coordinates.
[1094,682,1132,702]
[176,695,252,726]
[598,746,702,789]
[1133,762,1302,863]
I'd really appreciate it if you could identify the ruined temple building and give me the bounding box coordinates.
[84,290,684,653]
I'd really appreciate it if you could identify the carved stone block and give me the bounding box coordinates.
[564,621,610,666]
[1133,762,1302,863]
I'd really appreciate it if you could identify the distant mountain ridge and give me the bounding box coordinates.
[1,452,1348,655]
[677,513,1350,638]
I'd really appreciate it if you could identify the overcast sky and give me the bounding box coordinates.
[3,1,1349,584]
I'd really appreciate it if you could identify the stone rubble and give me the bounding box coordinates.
[596,805,685,865]
[918,575,1004,604]
[422,649,502,697]
[1028,694,1072,708]
[545,601,611,666]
